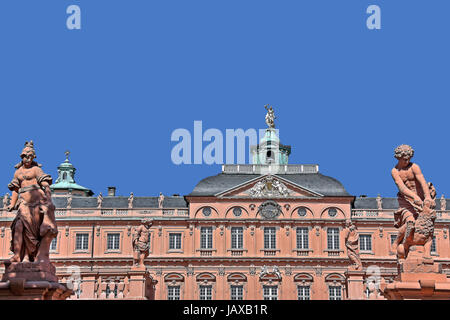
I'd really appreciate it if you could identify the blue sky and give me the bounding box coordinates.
[0,0,448,199]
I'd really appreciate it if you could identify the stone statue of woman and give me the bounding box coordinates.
[6,141,57,263]
[344,221,362,270]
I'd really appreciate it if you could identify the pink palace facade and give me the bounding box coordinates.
[0,128,449,300]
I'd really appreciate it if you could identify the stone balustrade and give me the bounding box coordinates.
[351,209,449,220]
[0,207,188,219]
[222,164,319,174]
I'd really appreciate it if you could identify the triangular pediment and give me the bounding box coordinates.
[215,174,323,198]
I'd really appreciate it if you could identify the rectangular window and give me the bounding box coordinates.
[200,227,213,249]
[107,233,120,250]
[296,227,309,250]
[75,233,89,251]
[231,227,243,249]
[390,234,397,245]
[50,237,57,252]
[297,286,310,300]
[431,236,437,253]
[359,234,372,252]
[199,285,212,300]
[169,233,182,250]
[327,228,340,250]
[264,227,276,249]
[230,285,243,300]
[329,286,342,300]
[263,285,278,300]
[167,286,180,300]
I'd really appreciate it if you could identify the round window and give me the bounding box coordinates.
[298,207,307,217]
[202,207,212,217]
[328,208,337,217]
[233,207,242,217]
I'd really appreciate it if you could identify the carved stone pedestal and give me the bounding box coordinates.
[0,261,72,300]
[346,269,365,300]
[382,251,450,300]
[127,266,151,300]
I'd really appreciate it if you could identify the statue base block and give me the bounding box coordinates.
[346,270,365,300]
[0,260,72,300]
[382,261,450,300]
[127,269,149,300]
[2,261,58,282]
[400,260,441,273]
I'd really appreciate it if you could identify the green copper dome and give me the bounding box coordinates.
[50,151,93,196]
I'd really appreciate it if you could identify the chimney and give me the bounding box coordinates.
[108,187,116,197]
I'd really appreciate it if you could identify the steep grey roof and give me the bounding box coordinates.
[48,196,188,209]
[188,173,351,197]
[353,197,449,210]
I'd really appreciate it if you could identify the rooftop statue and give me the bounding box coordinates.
[97,192,103,208]
[158,192,164,208]
[376,194,382,210]
[128,192,134,209]
[67,192,72,209]
[6,141,57,264]
[391,144,436,263]
[264,104,276,129]
[2,193,9,208]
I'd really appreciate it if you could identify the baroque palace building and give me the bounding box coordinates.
[0,127,449,300]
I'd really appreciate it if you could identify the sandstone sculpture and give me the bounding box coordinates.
[376,194,382,210]
[132,219,153,267]
[128,192,134,209]
[67,192,72,209]
[3,193,9,209]
[0,142,71,299]
[344,221,362,270]
[381,145,450,300]
[6,141,57,264]
[391,144,436,263]
[259,266,269,280]
[248,176,291,197]
[97,192,103,208]
[259,265,282,280]
[272,266,282,280]
[158,192,164,208]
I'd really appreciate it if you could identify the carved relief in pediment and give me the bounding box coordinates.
[247,176,291,198]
